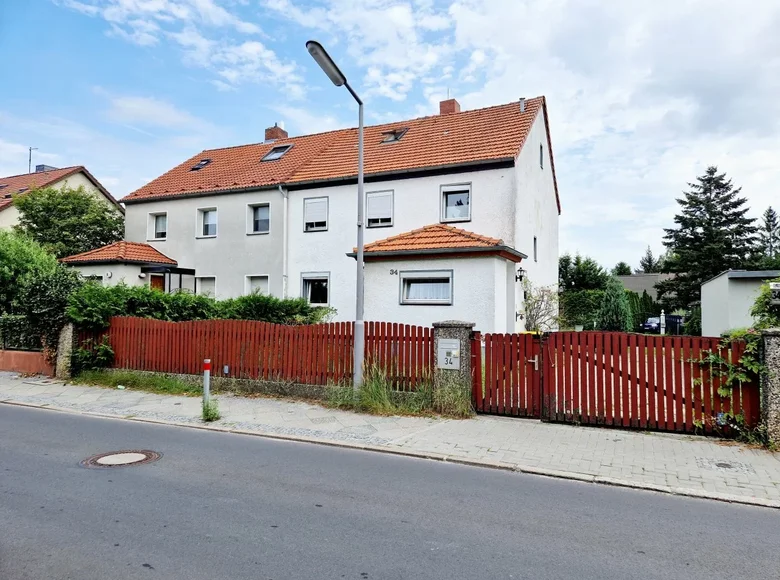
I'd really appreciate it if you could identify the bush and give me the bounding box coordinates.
[560,289,604,328]
[596,277,633,332]
[0,314,42,350]
[71,336,115,375]
[0,230,58,314]
[684,305,702,336]
[67,284,332,331]
[751,277,780,330]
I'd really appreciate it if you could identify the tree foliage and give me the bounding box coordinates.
[13,185,124,259]
[559,253,609,291]
[750,277,780,330]
[596,277,633,332]
[559,290,604,328]
[612,261,632,276]
[657,167,757,309]
[67,284,335,331]
[522,279,559,332]
[757,206,779,260]
[0,230,59,314]
[639,246,659,273]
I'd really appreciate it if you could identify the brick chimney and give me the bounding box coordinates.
[265,122,288,142]
[439,98,461,115]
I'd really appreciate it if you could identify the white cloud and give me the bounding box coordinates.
[104,94,206,129]
[61,0,301,93]
[272,105,346,135]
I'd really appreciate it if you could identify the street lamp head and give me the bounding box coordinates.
[306,40,347,87]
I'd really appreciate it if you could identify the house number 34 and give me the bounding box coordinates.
[389,269,398,275]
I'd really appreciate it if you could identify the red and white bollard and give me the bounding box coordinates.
[203,359,211,404]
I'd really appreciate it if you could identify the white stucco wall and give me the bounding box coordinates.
[0,171,120,230]
[701,273,729,337]
[72,264,145,286]
[363,256,513,333]
[288,167,516,321]
[702,274,769,336]
[124,189,285,299]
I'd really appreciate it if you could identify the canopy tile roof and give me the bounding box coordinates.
[363,224,503,252]
[61,241,177,266]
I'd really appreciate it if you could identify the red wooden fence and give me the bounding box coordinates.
[363,321,434,390]
[473,333,541,417]
[86,317,433,388]
[543,332,761,433]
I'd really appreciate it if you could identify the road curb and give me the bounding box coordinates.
[3,398,779,510]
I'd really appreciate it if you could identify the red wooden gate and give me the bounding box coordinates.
[542,332,760,434]
[472,333,541,417]
[471,330,761,436]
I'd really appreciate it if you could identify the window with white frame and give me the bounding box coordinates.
[195,276,216,297]
[302,273,329,305]
[248,204,270,234]
[400,270,453,305]
[246,275,269,295]
[441,184,471,222]
[198,208,217,237]
[366,190,393,227]
[303,197,328,232]
[148,212,167,240]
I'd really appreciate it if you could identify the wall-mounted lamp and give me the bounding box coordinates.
[104,271,112,279]
[515,267,527,282]
[138,273,147,279]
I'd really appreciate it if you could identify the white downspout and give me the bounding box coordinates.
[278,185,289,298]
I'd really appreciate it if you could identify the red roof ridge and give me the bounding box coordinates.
[0,165,83,181]
[363,223,504,253]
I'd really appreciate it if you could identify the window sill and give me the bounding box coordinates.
[246,231,270,236]
[304,229,328,233]
[196,235,217,239]
[147,238,167,242]
[401,301,452,306]
[367,224,393,229]
[440,218,471,224]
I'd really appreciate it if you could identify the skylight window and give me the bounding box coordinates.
[191,158,212,171]
[0,184,7,190]
[381,128,408,143]
[17,187,28,193]
[262,144,293,162]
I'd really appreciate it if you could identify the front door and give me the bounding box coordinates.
[150,274,165,292]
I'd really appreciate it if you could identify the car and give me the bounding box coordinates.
[641,315,684,334]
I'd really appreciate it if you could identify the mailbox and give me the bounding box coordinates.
[437,338,461,370]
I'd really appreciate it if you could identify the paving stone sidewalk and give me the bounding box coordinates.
[2,371,779,508]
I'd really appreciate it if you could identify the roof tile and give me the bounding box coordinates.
[61,241,177,266]
[362,224,504,253]
[0,166,84,212]
[124,98,557,207]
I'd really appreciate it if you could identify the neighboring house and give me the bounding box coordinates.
[62,241,192,292]
[0,165,123,229]
[112,97,559,333]
[617,273,674,301]
[701,270,780,336]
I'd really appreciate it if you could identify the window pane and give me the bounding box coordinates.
[404,278,451,302]
[444,191,469,219]
[154,214,167,238]
[197,277,216,297]
[253,206,270,233]
[248,276,269,294]
[304,198,328,231]
[305,279,328,305]
[202,210,216,236]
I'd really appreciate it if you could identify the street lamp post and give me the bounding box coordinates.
[306,40,365,391]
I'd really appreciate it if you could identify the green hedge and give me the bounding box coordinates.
[0,314,42,351]
[67,283,334,331]
[560,290,604,328]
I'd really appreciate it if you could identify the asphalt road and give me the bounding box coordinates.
[1,405,778,580]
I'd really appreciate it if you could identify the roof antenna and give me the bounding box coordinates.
[28,146,38,174]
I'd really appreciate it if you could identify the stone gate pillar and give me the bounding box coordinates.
[432,320,475,416]
[762,328,780,445]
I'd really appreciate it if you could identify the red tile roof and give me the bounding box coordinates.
[0,166,122,214]
[364,224,503,252]
[356,224,526,263]
[61,241,177,266]
[124,97,560,212]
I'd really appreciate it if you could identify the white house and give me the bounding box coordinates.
[701,270,780,336]
[61,241,192,291]
[0,165,122,229]
[110,97,560,333]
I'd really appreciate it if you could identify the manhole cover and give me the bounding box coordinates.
[695,457,755,474]
[715,462,734,469]
[81,450,161,469]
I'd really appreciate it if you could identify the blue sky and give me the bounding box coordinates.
[1,0,779,269]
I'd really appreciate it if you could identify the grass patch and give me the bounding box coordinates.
[75,370,201,396]
[202,398,221,422]
[326,365,471,418]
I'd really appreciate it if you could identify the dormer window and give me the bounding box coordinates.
[262,144,293,161]
[191,158,212,171]
[381,128,408,143]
